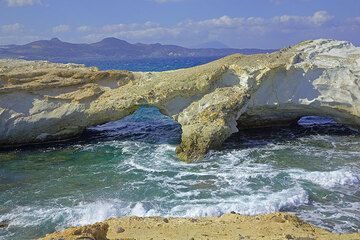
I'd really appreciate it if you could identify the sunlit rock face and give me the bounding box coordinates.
[0,39,359,162]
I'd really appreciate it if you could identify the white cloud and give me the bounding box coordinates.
[77,25,92,32]
[76,11,338,48]
[185,11,333,30]
[1,23,24,33]
[309,11,334,25]
[274,11,333,27]
[101,22,160,33]
[190,15,243,27]
[353,16,360,24]
[5,0,41,7]
[52,24,70,33]
[1,10,349,48]
[0,35,41,45]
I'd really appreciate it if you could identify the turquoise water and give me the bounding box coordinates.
[1,59,360,239]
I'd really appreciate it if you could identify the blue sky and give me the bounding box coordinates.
[0,0,359,48]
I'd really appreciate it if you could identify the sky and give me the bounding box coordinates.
[0,0,359,49]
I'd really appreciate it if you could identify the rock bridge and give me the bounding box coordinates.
[0,39,359,162]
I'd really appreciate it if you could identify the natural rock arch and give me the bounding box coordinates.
[0,39,359,162]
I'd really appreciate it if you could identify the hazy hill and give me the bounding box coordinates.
[0,37,275,61]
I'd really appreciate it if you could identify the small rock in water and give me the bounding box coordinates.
[0,220,9,228]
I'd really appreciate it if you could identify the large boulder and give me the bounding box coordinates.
[0,39,359,162]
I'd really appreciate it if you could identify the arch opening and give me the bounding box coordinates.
[224,115,359,151]
[85,106,182,145]
[0,106,182,152]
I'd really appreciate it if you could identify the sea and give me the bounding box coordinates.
[0,57,359,239]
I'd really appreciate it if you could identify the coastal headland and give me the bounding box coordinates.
[1,39,360,162]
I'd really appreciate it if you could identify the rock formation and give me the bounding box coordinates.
[0,39,359,162]
[39,213,360,240]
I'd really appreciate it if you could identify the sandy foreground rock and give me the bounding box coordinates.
[40,213,360,240]
[1,39,360,162]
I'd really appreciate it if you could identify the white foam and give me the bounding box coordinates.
[0,185,308,232]
[1,200,160,231]
[3,133,359,238]
[169,186,308,217]
[1,200,129,228]
[174,190,201,198]
[298,201,360,233]
[129,202,158,216]
[290,169,360,188]
[72,200,130,226]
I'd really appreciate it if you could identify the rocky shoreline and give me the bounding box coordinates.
[40,212,360,240]
[1,39,360,162]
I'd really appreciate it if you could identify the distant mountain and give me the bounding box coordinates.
[0,37,275,61]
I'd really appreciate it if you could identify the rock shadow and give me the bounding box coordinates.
[0,106,181,153]
[223,116,360,150]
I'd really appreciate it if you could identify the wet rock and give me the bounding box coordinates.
[0,220,9,228]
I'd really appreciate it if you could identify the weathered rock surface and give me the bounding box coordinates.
[39,212,360,240]
[1,39,359,162]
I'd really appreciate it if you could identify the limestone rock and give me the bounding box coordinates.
[0,39,359,162]
[40,222,109,240]
[39,213,360,240]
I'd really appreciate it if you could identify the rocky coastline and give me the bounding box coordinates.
[40,212,360,240]
[1,39,360,162]
[1,39,359,239]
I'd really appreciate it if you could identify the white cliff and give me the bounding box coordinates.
[0,39,359,162]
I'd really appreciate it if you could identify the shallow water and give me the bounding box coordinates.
[0,59,360,239]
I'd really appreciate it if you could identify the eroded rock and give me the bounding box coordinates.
[39,213,360,240]
[0,39,359,162]
[40,222,109,240]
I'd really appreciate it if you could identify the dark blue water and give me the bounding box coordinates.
[0,58,360,240]
[62,56,222,71]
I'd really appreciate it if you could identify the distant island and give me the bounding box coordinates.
[0,37,275,61]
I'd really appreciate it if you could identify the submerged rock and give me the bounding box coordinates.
[0,39,359,162]
[0,219,9,228]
